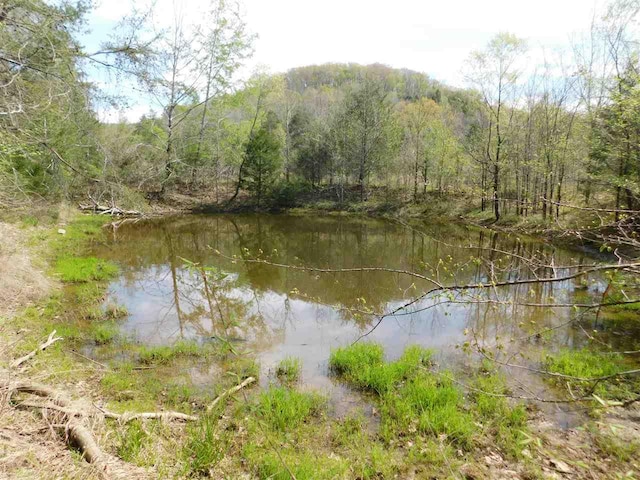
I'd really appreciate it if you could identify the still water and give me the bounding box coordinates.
[93,214,619,420]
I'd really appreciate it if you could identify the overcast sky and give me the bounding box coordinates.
[86,0,606,120]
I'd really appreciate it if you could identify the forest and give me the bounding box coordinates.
[1,0,639,223]
[2,0,640,479]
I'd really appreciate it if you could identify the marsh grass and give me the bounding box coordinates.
[90,322,118,344]
[245,447,349,480]
[256,387,326,432]
[117,420,149,463]
[104,302,128,319]
[182,409,231,476]
[275,357,301,382]
[54,256,119,282]
[138,341,216,365]
[329,342,432,395]
[544,348,639,400]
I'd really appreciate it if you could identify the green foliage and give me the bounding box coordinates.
[256,387,326,432]
[269,180,310,208]
[54,256,119,282]
[275,357,301,382]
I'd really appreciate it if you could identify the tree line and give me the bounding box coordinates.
[2,0,640,222]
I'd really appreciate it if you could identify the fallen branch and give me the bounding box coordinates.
[207,376,256,412]
[11,330,63,368]
[102,410,198,424]
[79,203,142,217]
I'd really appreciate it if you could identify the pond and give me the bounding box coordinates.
[92,214,623,424]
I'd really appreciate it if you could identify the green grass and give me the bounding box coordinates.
[329,343,432,395]
[90,322,118,345]
[245,447,349,480]
[381,373,475,449]
[182,410,231,476]
[275,357,301,382]
[470,370,528,457]
[256,387,326,432]
[544,349,637,400]
[54,256,119,283]
[116,420,149,463]
[138,341,215,365]
[226,356,260,381]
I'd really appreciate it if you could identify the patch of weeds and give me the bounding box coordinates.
[544,349,639,400]
[245,446,348,480]
[471,370,528,457]
[90,322,118,345]
[70,283,105,304]
[20,215,39,227]
[329,343,432,395]
[116,420,148,463]
[256,387,326,432]
[332,414,398,478]
[226,356,260,380]
[275,357,301,382]
[382,374,475,449]
[54,256,119,283]
[332,344,475,449]
[138,341,215,365]
[182,410,230,477]
[406,437,459,473]
[591,425,640,462]
[104,302,128,319]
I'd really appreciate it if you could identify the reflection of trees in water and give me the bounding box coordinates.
[97,214,605,348]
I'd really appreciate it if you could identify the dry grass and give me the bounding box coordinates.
[0,222,51,319]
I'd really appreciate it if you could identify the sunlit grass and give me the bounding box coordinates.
[54,256,119,282]
[256,387,326,432]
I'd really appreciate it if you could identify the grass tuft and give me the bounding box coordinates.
[257,387,326,432]
[138,341,214,365]
[182,410,230,476]
[275,357,301,382]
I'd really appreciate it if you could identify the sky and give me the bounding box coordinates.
[85,0,606,121]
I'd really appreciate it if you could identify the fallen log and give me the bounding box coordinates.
[78,203,142,217]
[207,376,256,412]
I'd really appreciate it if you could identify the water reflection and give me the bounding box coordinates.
[95,214,619,417]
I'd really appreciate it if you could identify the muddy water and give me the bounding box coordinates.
[93,214,618,424]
